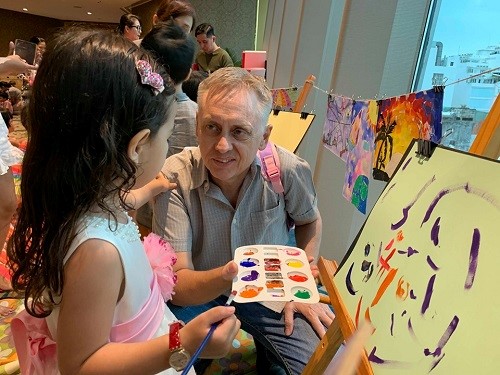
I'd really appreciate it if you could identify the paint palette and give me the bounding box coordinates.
[232,245,320,303]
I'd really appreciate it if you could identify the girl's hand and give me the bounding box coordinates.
[151,172,177,196]
[180,306,241,358]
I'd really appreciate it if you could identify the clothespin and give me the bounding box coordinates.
[415,123,438,158]
[300,111,308,119]
[416,139,437,158]
[433,85,445,93]
[273,108,280,116]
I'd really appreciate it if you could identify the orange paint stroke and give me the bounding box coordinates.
[364,307,372,325]
[355,297,363,326]
[371,268,398,307]
[396,230,404,241]
[385,248,396,264]
[385,238,395,250]
[379,256,390,271]
[396,277,409,300]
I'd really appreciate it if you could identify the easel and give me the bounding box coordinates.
[302,257,373,375]
[292,74,316,113]
[468,93,500,159]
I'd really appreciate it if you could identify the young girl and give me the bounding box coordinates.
[7,28,239,374]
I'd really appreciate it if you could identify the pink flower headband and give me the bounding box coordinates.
[136,60,165,95]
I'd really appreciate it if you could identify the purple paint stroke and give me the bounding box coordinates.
[410,289,417,299]
[392,175,436,230]
[369,347,385,364]
[402,157,412,170]
[465,228,480,290]
[421,182,500,227]
[381,183,397,202]
[407,318,417,340]
[429,354,446,373]
[390,313,394,336]
[431,217,441,246]
[424,315,459,358]
[368,347,406,366]
[427,255,440,271]
[421,274,436,315]
[346,262,357,295]
[407,247,419,257]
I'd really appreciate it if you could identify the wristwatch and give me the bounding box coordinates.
[169,321,191,371]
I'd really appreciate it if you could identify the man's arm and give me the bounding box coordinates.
[294,214,322,261]
[170,252,237,306]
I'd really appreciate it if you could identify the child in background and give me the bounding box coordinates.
[0,92,13,115]
[7,28,239,374]
[182,70,208,103]
[141,21,198,158]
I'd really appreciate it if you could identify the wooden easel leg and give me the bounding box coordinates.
[302,319,344,375]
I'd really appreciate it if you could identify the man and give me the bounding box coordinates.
[153,67,334,375]
[194,23,233,74]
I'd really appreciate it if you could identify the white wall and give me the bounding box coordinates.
[263,0,431,262]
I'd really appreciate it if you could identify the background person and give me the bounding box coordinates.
[194,23,233,74]
[118,13,142,42]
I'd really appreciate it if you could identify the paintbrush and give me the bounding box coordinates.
[180,290,237,375]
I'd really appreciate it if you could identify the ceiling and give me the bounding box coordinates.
[0,0,142,23]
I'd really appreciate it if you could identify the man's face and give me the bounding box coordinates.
[197,89,269,191]
[196,33,216,54]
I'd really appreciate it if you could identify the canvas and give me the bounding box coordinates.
[335,141,500,374]
[322,95,354,161]
[372,89,443,181]
[342,100,377,214]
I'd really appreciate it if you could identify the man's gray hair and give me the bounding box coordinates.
[198,67,272,131]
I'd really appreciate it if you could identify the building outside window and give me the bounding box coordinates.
[413,0,500,151]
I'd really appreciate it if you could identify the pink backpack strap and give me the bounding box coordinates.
[258,141,284,194]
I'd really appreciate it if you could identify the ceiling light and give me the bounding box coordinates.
[22,8,28,11]
[87,11,92,15]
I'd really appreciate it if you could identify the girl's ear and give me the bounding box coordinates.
[152,14,159,25]
[128,129,151,163]
[258,125,273,151]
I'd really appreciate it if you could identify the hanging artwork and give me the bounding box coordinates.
[342,100,377,214]
[372,89,443,181]
[335,140,500,374]
[270,87,301,112]
[322,95,354,161]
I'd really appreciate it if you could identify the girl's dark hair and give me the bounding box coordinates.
[141,21,196,85]
[7,27,175,317]
[119,13,141,34]
[156,0,196,31]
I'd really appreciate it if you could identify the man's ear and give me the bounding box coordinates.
[258,124,273,151]
[128,129,151,163]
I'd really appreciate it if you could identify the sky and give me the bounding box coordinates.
[433,0,500,57]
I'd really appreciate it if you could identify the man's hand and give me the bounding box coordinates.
[283,301,335,336]
[221,261,238,281]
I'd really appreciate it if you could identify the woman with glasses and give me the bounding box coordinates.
[118,14,142,42]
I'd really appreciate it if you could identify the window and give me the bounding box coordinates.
[413,0,500,151]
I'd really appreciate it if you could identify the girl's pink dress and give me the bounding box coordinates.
[11,214,192,374]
